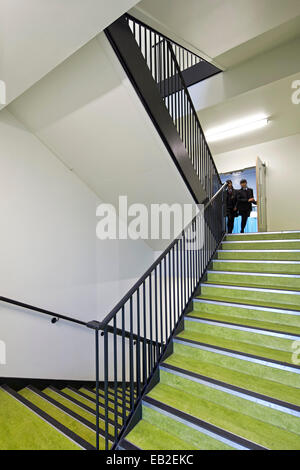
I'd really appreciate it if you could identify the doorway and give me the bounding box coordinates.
[220,166,258,234]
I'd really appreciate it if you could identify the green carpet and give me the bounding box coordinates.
[225,233,300,241]
[187,310,300,335]
[148,374,300,450]
[212,260,300,275]
[127,406,234,450]
[198,285,300,310]
[19,388,100,448]
[222,241,300,251]
[165,348,300,406]
[206,271,300,290]
[217,251,300,261]
[193,302,300,329]
[0,388,80,450]
[172,341,300,389]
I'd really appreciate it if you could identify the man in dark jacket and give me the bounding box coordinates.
[237,179,256,233]
[225,180,237,233]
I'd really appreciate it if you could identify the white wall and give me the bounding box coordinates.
[9,32,195,252]
[213,133,300,231]
[0,109,154,380]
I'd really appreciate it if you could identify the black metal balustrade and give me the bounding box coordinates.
[98,182,226,449]
[125,14,221,200]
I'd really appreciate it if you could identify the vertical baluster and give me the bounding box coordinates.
[172,247,176,327]
[121,306,126,425]
[113,316,118,442]
[95,328,100,451]
[159,262,163,354]
[164,257,169,340]
[129,297,134,408]
[154,266,159,362]
[149,274,153,372]
[104,326,109,450]
[176,241,180,322]
[168,251,172,333]
[142,282,147,385]
[136,288,141,398]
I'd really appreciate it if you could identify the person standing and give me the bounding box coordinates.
[237,179,256,233]
[225,180,237,234]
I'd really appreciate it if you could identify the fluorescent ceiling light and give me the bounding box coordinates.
[206,114,269,143]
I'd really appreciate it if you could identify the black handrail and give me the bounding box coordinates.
[0,296,88,327]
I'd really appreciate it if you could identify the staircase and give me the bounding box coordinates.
[120,231,300,450]
[1,231,300,450]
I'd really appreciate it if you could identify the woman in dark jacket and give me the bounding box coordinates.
[225,180,237,234]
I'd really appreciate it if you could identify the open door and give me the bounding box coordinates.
[256,157,267,232]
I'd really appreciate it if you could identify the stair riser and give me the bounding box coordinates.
[218,252,300,261]
[206,272,300,290]
[222,241,300,250]
[192,302,300,328]
[212,261,300,275]
[200,285,300,310]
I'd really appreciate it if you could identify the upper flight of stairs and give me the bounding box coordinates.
[124,231,300,450]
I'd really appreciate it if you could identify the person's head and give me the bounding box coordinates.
[226,179,233,189]
[240,179,247,189]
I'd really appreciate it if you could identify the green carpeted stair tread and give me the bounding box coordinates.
[80,387,125,407]
[147,379,300,449]
[192,302,300,329]
[164,351,300,406]
[196,293,300,311]
[225,233,300,241]
[212,261,300,275]
[200,284,300,310]
[43,388,122,427]
[172,342,300,389]
[222,241,300,250]
[183,320,293,353]
[126,419,199,450]
[0,388,80,450]
[217,251,300,261]
[177,329,293,364]
[159,371,300,436]
[141,406,234,450]
[205,273,300,291]
[18,388,101,448]
[62,388,126,416]
[186,311,300,335]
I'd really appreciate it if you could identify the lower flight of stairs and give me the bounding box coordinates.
[0,381,133,450]
[124,231,300,450]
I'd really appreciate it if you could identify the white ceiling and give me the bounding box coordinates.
[198,71,300,155]
[131,0,300,67]
[0,0,139,108]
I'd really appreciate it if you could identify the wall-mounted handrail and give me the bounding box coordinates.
[0,296,88,327]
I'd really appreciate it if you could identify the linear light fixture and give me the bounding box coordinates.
[206,114,269,143]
